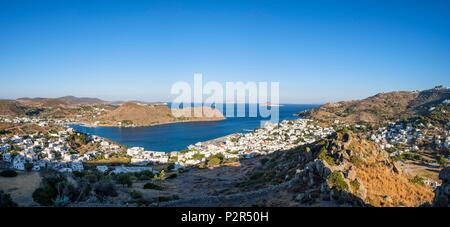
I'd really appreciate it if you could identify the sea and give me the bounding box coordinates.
[70,104,318,152]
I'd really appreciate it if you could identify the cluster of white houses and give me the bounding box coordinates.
[0,117,123,172]
[369,120,450,158]
[125,119,335,168]
[0,116,71,127]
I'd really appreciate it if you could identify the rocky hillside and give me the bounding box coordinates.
[298,86,450,126]
[234,131,434,206]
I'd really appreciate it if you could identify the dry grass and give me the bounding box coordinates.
[355,163,434,207]
[0,171,42,206]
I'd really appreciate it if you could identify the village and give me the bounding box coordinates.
[0,116,336,175]
[368,107,450,164]
[2,112,449,177]
[0,116,126,173]
[125,119,335,168]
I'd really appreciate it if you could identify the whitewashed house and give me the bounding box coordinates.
[12,156,25,170]
[2,153,12,162]
[96,165,108,173]
[70,162,84,172]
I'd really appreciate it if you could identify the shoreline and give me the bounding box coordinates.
[70,117,227,129]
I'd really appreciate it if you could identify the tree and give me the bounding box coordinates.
[438,156,450,167]
[143,182,163,190]
[32,170,67,206]
[115,174,133,187]
[94,181,118,202]
[0,170,18,178]
[0,190,17,207]
[32,186,57,206]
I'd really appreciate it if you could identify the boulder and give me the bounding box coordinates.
[439,167,450,183]
[344,166,357,181]
[392,161,402,174]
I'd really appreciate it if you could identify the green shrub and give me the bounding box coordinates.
[0,130,11,135]
[72,171,85,178]
[32,170,68,206]
[342,127,350,133]
[438,156,450,167]
[157,195,179,203]
[393,152,422,162]
[121,120,133,126]
[410,175,425,185]
[32,186,57,206]
[93,181,118,202]
[349,156,363,166]
[196,163,207,169]
[350,179,361,191]
[192,153,205,160]
[327,171,349,191]
[207,157,221,168]
[114,174,133,187]
[134,170,154,180]
[0,170,18,178]
[129,190,142,199]
[0,190,17,207]
[317,147,336,166]
[224,157,239,163]
[143,182,163,190]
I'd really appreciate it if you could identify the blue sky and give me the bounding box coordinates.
[1,0,449,103]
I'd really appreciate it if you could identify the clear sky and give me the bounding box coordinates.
[1,0,449,103]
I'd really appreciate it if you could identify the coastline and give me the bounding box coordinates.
[70,117,227,129]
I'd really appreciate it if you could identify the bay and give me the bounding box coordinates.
[70,104,318,152]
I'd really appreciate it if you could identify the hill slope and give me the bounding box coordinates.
[235,131,433,206]
[0,100,27,116]
[298,86,450,125]
[98,102,225,127]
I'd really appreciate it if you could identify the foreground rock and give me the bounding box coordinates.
[433,167,450,207]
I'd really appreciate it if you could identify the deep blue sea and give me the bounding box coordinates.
[71,104,318,152]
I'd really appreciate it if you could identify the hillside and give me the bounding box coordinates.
[236,131,433,206]
[0,97,225,127]
[17,96,105,107]
[154,131,433,207]
[0,100,27,116]
[98,102,225,127]
[298,86,450,125]
[56,96,106,105]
